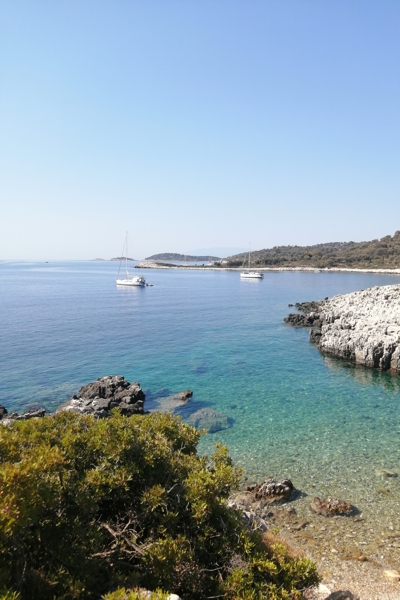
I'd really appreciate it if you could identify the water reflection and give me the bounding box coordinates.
[322,354,400,392]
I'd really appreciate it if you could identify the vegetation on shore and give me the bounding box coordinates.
[145,253,220,261]
[224,231,400,269]
[0,411,318,599]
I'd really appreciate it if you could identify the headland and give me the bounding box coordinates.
[285,283,400,372]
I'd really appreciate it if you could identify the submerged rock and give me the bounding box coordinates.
[310,496,354,517]
[57,375,145,418]
[187,408,230,433]
[151,390,193,414]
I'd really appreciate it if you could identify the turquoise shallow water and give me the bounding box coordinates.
[1,261,400,534]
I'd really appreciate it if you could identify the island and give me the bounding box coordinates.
[225,230,400,270]
[145,252,221,261]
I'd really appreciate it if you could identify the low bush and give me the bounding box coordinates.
[0,411,319,599]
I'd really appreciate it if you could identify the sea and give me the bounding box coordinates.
[1,261,400,539]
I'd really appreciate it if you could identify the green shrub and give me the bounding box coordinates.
[0,411,319,599]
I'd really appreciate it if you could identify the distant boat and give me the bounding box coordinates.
[116,233,146,287]
[240,245,264,279]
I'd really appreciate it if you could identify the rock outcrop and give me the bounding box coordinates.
[285,284,400,372]
[0,405,46,426]
[2,377,191,423]
[57,375,145,418]
[247,477,294,503]
[284,300,325,328]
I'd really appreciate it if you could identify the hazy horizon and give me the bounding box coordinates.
[2,1,400,260]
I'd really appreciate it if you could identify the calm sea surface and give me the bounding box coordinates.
[1,261,400,532]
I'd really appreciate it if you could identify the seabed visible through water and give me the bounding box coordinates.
[2,261,400,578]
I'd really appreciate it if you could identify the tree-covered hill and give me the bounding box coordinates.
[225,231,400,269]
[146,253,220,261]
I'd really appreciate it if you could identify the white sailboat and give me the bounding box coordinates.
[240,245,264,279]
[116,233,146,287]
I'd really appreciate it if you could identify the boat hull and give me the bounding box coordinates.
[240,271,264,279]
[116,277,146,287]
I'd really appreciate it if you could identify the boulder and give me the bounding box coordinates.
[246,477,294,503]
[310,496,354,517]
[75,376,144,402]
[57,375,146,418]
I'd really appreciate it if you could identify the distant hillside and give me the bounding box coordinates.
[225,231,400,269]
[146,253,220,261]
[110,257,136,262]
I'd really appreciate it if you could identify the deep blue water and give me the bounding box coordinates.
[1,261,400,529]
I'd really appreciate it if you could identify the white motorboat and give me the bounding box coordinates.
[116,233,146,287]
[240,245,264,279]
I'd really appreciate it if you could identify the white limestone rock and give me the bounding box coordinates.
[310,284,400,371]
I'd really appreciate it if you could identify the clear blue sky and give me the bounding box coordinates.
[1,1,399,259]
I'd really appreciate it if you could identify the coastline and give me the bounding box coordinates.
[257,500,400,599]
[281,283,400,597]
[3,376,400,597]
[5,266,400,597]
[135,262,400,275]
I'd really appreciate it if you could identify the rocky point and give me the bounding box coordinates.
[285,283,400,372]
[57,375,146,417]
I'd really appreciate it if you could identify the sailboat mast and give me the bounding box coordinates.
[125,232,128,277]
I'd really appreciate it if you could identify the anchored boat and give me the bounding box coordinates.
[240,245,264,279]
[116,233,146,287]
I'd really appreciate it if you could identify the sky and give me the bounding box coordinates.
[1,1,400,260]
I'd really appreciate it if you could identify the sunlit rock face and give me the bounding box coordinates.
[311,284,400,371]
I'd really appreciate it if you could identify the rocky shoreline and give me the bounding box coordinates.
[134,263,400,274]
[285,284,400,373]
[2,375,400,597]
